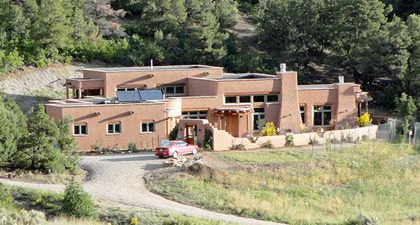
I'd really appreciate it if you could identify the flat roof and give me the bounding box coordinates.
[83,65,220,73]
[208,73,277,80]
[298,84,335,90]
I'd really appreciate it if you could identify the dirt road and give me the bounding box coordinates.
[1,152,283,225]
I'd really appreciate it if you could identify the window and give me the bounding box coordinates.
[253,95,265,103]
[117,86,145,92]
[182,111,207,119]
[300,106,305,124]
[175,141,188,146]
[239,95,251,103]
[253,107,265,131]
[267,94,279,102]
[225,96,237,104]
[107,122,121,134]
[313,105,332,126]
[141,121,155,133]
[73,123,87,136]
[162,86,185,96]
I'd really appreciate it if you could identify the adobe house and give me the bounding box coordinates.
[45,64,371,151]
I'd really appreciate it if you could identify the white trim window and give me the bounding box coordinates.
[73,123,87,136]
[162,86,185,96]
[300,106,305,124]
[141,121,155,133]
[182,111,207,119]
[224,95,237,104]
[107,122,121,134]
[313,105,332,126]
[267,94,279,102]
[117,87,145,92]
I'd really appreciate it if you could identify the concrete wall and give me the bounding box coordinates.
[210,125,379,151]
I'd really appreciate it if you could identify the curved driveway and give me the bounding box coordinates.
[1,152,283,225]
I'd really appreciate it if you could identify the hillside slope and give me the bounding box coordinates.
[0,61,110,111]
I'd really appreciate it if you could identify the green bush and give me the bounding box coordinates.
[203,130,213,151]
[61,181,97,219]
[286,133,295,147]
[0,186,18,211]
[0,207,45,225]
[169,124,179,141]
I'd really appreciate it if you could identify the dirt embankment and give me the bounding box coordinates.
[0,61,111,111]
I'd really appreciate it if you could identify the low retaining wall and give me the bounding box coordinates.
[212,125,378,151]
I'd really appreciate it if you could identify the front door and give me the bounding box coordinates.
[226,114,239,137]
[185,125,196,145]
[253,107,265,132]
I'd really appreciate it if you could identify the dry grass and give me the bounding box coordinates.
[149,142,420,224]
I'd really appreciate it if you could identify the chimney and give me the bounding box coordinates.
[280,63,286,72]
[338,76,344,84]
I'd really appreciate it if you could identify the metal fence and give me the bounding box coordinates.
[413,122,420,145]
[377,119,397,142]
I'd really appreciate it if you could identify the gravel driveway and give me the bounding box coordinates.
[1,152,283,225]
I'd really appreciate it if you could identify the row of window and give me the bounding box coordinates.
[182,111,208,119]
[73,121,155,136]
[225,94,279,104]
[116,86,185,96]
[74,105,333,136]
[300,105,332,126]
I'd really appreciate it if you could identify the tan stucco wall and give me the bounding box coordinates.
[278,72,302,131]
[83,67,223,98]
[298,88,338,129]
[52,103,167,151]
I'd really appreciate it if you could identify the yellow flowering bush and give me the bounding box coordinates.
[357,113,372,127]
[260,122,276,136]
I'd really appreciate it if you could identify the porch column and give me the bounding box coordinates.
[78,88,82,99]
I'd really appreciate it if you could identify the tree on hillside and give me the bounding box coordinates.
[11,104,78,173]
[0,94,27,164]
[257,0,327,71]
[327,0,410,90]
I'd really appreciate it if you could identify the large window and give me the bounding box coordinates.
[182,111,207,119]
[225,96,237,104]
[300,106,305,124]
[313,105,332,126]
[253,95,265,103]
[267,94,279,102]
[141,121,155,133]
[162,86,185,96]
[239,95,251,103]
[225,94,280,105]
[73,123,87,136]
[117,86,145,92]
[107,122,121,134]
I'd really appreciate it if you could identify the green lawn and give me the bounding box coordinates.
[148,142,420,225]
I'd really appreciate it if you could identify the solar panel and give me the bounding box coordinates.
[139,90,164,101]
[116,91,142,102]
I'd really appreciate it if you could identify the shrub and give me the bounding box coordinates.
[61,181,97,219]
[128,142,137,151]
[203,130,213,151]
[260,122,276,136]
[231,144,245,150]
[286,133,295,147]
[357,113,372,127]
[362,134,370,141]
[0,186,17,211]
[0,207,45,225]
[169,124,179,141]
[261,140,274,148]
